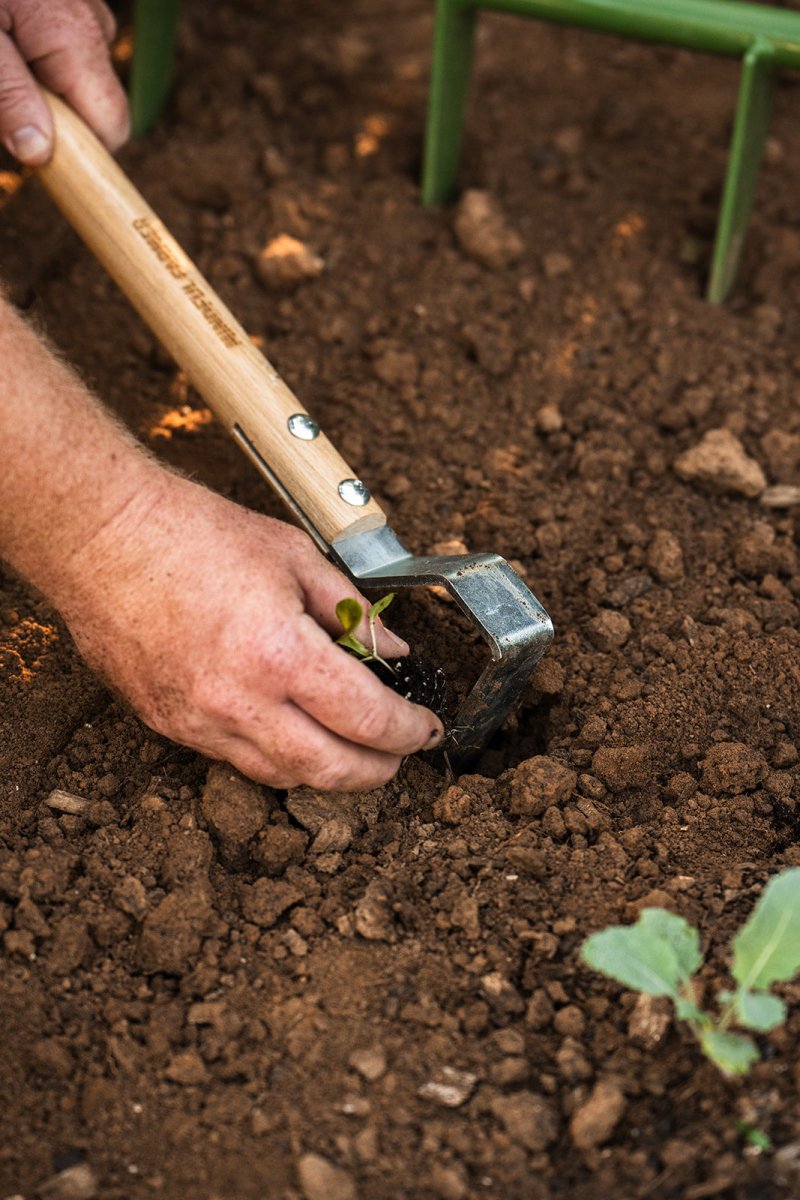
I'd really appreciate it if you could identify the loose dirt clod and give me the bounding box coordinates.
[700,742,768,794]
[37,1163,98,1200]
[453,189,524,269]
[570,1080,627,1150]
[674,428,766,497]
[349,1045,387,1082]
[508,755,577,815]
[592,745,653,791]
[627,993,672,1049]
[489,1091,559,1151]
[251,824,308,874]
[647,529,684,584]
[137,888,212,975]
[200,764,269,869]
[587,609,631,651]
[297,1153,357,1200]
[255,234,324,290]
[240,876,303,928]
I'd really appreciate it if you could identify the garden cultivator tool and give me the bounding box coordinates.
[35,92,553,767]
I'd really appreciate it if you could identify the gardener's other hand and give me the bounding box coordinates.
[60,472,444,791]
[0,0,128,164]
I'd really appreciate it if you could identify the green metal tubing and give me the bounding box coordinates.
[422,1,477,205]
[707,39,777,303]
[130,0,182,136]
[446,0,800,67]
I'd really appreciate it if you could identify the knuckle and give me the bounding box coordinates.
[64,2,107,43]
[251,622,299,680]
[0,78,32,113]
[95,2,117,38]
[350,701,394,747]
[186,675,233,724]
[308,758,353,792]
[282,523,322,565]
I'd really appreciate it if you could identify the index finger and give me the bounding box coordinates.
[289,617,444,756]
[86,1,117,45]
[16,0,129,150]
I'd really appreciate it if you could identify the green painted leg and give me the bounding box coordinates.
[707,37,776,303]
[422,0,478,205]
[130,0,182,136]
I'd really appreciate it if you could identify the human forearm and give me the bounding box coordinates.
[0,296,165,605]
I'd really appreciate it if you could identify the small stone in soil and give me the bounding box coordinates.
[296,1153,356,1200]
[37,1163,98,1200]
[418,1066,478,1108]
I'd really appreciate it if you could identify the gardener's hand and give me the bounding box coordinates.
[60,471,445,791]
[0,0,128,164]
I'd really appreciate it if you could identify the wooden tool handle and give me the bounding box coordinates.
[35,90,386,547]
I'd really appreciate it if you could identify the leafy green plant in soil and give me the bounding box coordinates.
[335,594,448,716]
[582,868,800,1075]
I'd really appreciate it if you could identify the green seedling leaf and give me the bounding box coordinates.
[699,1030,760,1076]
[733,990,786,1032]
[336,598,365,636]
[582,920,687,999]
[736,1121,772,1152]
[368,593,394,622]
[732,868,800,990]
[638,908,703,981]
[336,631,371,657]
[335,598,370,658]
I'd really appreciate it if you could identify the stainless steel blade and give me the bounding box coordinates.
[332,526,554,765]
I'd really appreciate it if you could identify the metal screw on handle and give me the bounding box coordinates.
[338,479,371,507]
[287,413,320,440]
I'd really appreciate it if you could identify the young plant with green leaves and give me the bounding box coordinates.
[581,868,800,1076]
[335,593,396,674]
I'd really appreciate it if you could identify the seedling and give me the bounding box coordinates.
[581,868,800,1076]
[335,594,449,719]
[736,1120,772,1152]
[335,594,397,675]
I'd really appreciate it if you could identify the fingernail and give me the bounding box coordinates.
[7,126,50,163]
[382,627,409,655]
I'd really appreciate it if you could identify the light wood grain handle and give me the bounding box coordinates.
[35,90,386,547]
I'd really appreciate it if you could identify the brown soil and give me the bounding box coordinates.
[3,1,800,1197]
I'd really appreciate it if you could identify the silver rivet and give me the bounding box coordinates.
[338,478,371,506]
[287,413,320,440]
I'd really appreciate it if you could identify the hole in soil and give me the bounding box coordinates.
[769,797,800,854]
[469,696,555,779]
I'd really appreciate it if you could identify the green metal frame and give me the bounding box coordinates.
[423,0,800,301]
[129,0,182,136]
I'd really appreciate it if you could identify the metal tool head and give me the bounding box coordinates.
[331,525,554,767]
